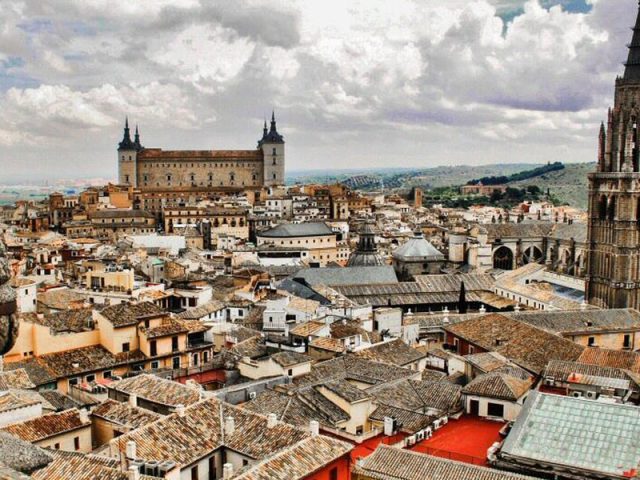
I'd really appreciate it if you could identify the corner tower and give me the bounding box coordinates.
[117,118,142,186]
[586,2,640,308]
[258,112,285,187]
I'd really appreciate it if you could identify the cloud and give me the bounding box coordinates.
[0,0,636,180]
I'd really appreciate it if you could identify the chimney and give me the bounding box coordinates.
[309,420,319,437]
[79,408,90,424]
[126,441,137,460]
[479,304,486,314]
[128,393,138,408]
[267,413,277,428]
[128,466,140,480]
[223,463,234,479]
[175,404,185,417]
[224,416,235,436]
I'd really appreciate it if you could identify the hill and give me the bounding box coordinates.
[508,162,593,210]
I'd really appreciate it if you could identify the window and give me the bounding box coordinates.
[54,443,60,450]
[74,436,80,451]
[69,377,79,387]
[122,342,130,353]
[150,340,157,357]
[243,459,249,467]
[172,336,179,352]
[209,457,216,480]
[85,374,95,383]
[172,356,180,369]
[103,371,112,379]
[329,467,338,480]
[588,336,596,346]
[487,402,505,418]
[288,369,293,376]
[191,465,198,480]
[356,426,364,435]
[624,334,631,349]
[151,361,160,369]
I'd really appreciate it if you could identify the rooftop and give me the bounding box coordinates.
[501,391,640,478]
[1,409,89,443]
[108,374,202,407]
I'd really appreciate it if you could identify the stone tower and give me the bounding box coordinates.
[586,2,640,308]
[117,118,142,186]
[258,112,285,187]
[347,220,385,267]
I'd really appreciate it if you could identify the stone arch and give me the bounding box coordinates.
[522,245,543,265]
[493,246,514,270]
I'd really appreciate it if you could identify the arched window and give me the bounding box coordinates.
[599,195,607,220]
[493,246,514,270]
[608,196,617,221]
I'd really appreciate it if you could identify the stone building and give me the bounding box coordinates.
[392,231,445,279]
[587,4,640,308]
[347,221,385,267]
[117,113,285,214]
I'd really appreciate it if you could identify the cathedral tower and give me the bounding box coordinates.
[117,118,142,186]
[586,2,640,308]
[258,112,285,187]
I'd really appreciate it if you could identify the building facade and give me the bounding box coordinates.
[587,5,640,309]
[117,114,285,212]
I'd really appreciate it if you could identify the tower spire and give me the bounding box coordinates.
[624,1,640,81]
[118,116,135,150]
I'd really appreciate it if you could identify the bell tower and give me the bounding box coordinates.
[258,111,285,187]
[117,118,142,187]
[586,1,640,308]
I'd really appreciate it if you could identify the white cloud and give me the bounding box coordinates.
[0,0,635,179]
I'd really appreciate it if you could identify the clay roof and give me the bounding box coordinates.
[100,301,165,328]
[0,369,36,390]
[108,374,202,407]
[354,339,426,367]
[462,372,533,401]
[112,397,351,471]
[1,409,89,443]
[354,445,537,480]
[91,399,160,429]
[138,148,262,160]
[577,347,640,373]
[444,313,584,374]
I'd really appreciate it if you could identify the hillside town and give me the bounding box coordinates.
[3,2,640,480]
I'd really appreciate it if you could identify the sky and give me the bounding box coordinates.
[0,0,636,182]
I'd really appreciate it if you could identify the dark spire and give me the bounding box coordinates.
[118,117,136,150]
[257,110,284,146]
[134,124,143,150]
[624,2,640,82]
[263,119,268,137]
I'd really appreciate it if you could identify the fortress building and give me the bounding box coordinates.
[587,2,640,308]
[117,114,285,214]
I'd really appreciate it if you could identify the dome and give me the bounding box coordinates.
[392,231,444,262]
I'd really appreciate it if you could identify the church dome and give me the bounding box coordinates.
[392,231,444,262]
[347,220,385,267]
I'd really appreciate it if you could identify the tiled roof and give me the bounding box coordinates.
[369,379,462,416]
[91,399,160,429]
[231,336,268,359]
[4,359,56,387]
[465,352,508,373]
[0,369,36,390]
[319,380,371,403]
[100,302,165,328]
[509,308,640,335]
[577,347,640,373]
[108,374,201,407]
[445,314,584,374]
[112,397,351,471]
[175,300,225,319]
[462,372,532,401]
[0,391,40,414]
[354,339,426,367]
[501,391,640,477]
[289,321,326,337]
[291,266,398,287]
[138,148,262,160]
[233,435,352,480]
[259,222,334,238]
[138,318,187,339]
[30,450,158,480]
[37,289,86,311]
[23,308,95,334]
[369,403,435,434]
[309,337,344,353]
[1,409,89,443]
[38,391,82,412]
[355,445,537,479]
[271,351,311,367]
[414,273,496,293]
[0,432,52,474]
[543,359,635,385]
[37,345,145,379]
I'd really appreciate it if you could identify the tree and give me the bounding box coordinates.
[458,281,468,314]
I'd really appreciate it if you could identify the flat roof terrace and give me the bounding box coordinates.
[410,415,505,466]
